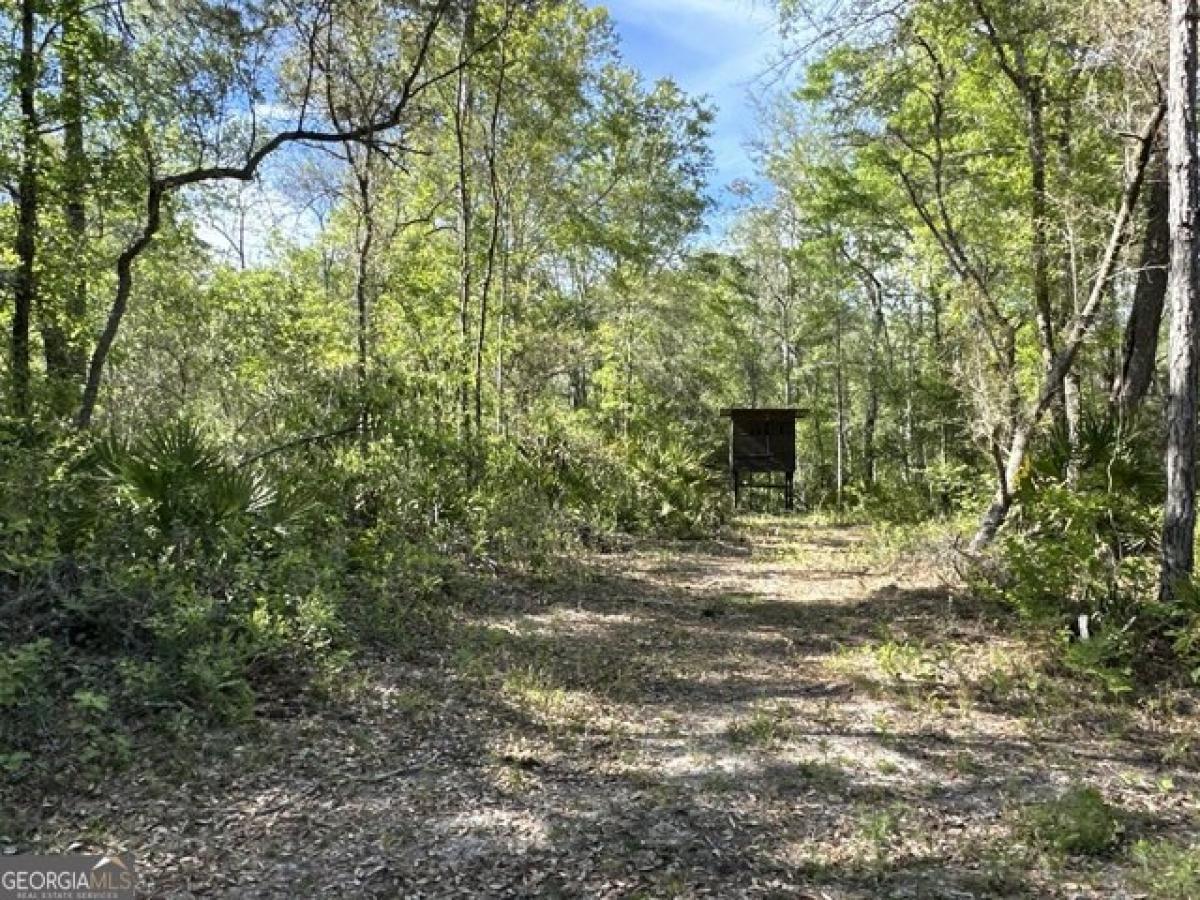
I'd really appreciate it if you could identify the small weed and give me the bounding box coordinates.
[973,843,1033,895]
[1162,736,1195,766]
[656,873,689,896]
[701,592,755,618]
[494,763,534,794]
[872,710,898,747]
[726,704,793,748]
[390,686,436,717]
[452,643,495,681]
[858,802,903,859]
[949,750,983,777]
[503,666,574,719]
[777,760,845,792]
[700,770,736,793]
[979,659,1018,701]
[816,736,833,762]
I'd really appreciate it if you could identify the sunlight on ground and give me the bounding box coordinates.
[26,515,1200,897]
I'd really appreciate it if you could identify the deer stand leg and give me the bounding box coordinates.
[785,471,795,511]
[732,469,741,508]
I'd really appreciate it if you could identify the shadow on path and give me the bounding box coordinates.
[19,519,1200,898]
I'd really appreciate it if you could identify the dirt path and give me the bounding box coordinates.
[20,518,1200,897]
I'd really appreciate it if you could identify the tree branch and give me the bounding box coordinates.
[75,0,466,427]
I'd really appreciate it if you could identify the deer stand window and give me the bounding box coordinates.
[721,408,804,510]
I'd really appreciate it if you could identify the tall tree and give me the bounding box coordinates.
[10,0,39,419]
[55,0,91,408]
[1161,0,1200,601]
[454,0,478,439]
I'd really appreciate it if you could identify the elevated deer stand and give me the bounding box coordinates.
[721,408,803,511]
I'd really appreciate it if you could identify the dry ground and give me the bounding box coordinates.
[11,517,1200,898]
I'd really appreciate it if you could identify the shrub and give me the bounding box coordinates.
[988,413,1195,690]
[577,427,727,539]
[93,419,282,558]
[1021,785,1121,855]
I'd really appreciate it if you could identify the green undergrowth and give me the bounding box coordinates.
[0,416,725,783]
[971,418,1200,696]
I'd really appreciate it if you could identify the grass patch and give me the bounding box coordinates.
[502,665,580,720]
[1132,838,1200,899]
[948,750,983,777]
[867,510,976,567]
[873,639,934,681]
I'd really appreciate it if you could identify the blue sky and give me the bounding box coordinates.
[591,0,782,230]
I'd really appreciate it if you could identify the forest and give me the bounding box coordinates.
[3,0,1200,896]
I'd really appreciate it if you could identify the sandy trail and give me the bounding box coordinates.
[21,517,1200,898]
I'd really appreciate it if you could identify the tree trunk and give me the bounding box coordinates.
[349,146,376,444]
[862,386,878,488]
[76,185,162,428]
[1027,79,1058,383]
[783,344,794,406]
[495,213,511,436]
[783,268,795,406]
[1029,68,1084,472]
[807,370,826,479]
[40,0,89,412]
[862,278,884,488]
[11,0,38,419]
[834,313,846,509]
[454,0,477,439]
[1063,369,1082,482]
[475,38,506,440]
[57,0,90,411]
[1161,0,1200,601]
[930,289,952,511]
[973,1,1079,464]
[1113,149,1169,415]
